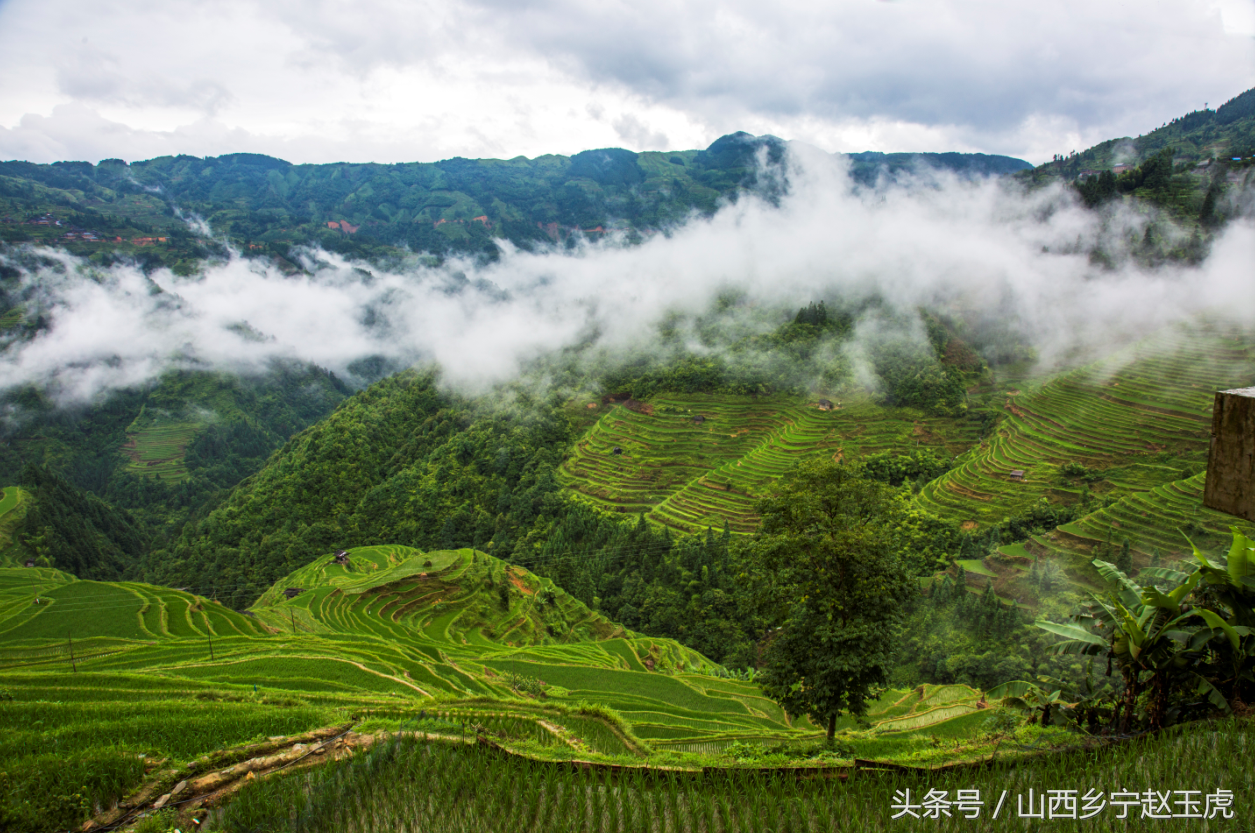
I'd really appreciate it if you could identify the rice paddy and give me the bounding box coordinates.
[917,326,1255,533]
[559,325,1255,609]
[121,420,202,482]
[0,548,1004,832]
[559,392,982,533]
[8,322,1255,830]
[209,718,1254,832]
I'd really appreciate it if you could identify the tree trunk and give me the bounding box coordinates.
[827,714,836,742]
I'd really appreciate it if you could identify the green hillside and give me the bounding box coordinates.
[0,134,1029,267]
[917,324,1254,528]
[560,392,980,533]
[0,547,1000,831]
[1021,86,1255,226]
[0,485,31,564]
[1,91,1254,833]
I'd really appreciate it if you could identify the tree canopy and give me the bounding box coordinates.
[749,459,915,739]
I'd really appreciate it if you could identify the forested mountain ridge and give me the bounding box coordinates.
[1021,86,1255,223]
[0,133,1029,268]
[0,363,350,574]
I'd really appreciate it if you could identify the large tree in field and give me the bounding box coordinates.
[750,459,914,741]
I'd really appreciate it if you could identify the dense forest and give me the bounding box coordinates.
[0,133,1030,270]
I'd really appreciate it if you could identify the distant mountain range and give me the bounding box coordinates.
[0,133,1029,268]
[1,86,1251,269]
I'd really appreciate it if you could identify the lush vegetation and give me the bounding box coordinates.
[749,460,915,740]
[0,553,996,832]
[213,720,1253,833]
[0,135,1030,267]
[0,91,1253,832]
[1024,86,1255,230]
[0,363,349,576]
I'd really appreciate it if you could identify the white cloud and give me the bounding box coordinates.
[2,148,1251,403]
[0,0,1250,165]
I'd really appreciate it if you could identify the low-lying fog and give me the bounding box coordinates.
[1,145,1252,403]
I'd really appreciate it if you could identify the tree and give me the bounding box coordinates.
[748,460,914,741]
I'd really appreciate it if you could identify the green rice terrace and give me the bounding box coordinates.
[121,412,202,483]
[560,325,1255,604]
[0,485,31,563]
[559,392,982,534]
[4,327,1255,831]
[2,546,1052,831]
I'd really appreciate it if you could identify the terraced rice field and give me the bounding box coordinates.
[121,420,202,481]
[917,326,1255,531]
[0,547,1033,831]
[0,485,30,563]
[644,683,984,754]
[560,393,982,533]
[0,548,996,768]
[1029,473,1255,574]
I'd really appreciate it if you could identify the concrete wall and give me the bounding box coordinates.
[1203,387,1255,522]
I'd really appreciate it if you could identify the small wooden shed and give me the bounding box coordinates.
[1204,387,1255,521]
[283,587,305,599]
[817,399,834,411]
[1008,470,1026,481]
[333,550,350,565]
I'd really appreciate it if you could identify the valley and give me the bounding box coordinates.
[0,88,1252,832]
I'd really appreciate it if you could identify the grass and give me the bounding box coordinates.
[0,548,1005,832]
[0,686,335,832]
[121,417,202,482]
[207,719,1254,832]
[0,486,31,566]
[560,392,982,533]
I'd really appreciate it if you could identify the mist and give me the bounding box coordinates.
[1,145,1252,404]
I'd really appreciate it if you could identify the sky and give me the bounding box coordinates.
[0,0,1252,166]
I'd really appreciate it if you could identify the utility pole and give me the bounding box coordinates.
[67,633,76,673]
[205,613,215,661]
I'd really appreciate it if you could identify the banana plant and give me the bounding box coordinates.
[1186,528,1255,627]
[1036,538,1251,730]
[985,679,1072,726]
[1180,529,1255,709]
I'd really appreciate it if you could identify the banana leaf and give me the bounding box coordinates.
[1196,609,1248,652]
[1035,620,1107,648]
[1227,528,1254,586]
[1194,673,1232,714]
[1093,560,1143,608]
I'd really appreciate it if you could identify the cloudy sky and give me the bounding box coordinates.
[0,0,1252,166]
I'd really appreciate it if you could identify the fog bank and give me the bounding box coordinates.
[1,147,1251,403]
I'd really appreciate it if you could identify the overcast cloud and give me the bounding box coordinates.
[0,0,1251,165]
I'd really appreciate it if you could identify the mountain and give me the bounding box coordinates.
[846,151,1032,185]
[0,135,1029,268]
[1019,86,1255,222]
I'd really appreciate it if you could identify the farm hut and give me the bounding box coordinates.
[1008,470,1026,481]
[23,559,35,568]
[817,399,833,411]
[283,587,305,599]
[693,414,706,425]
[333,550,350,565]
[612,446,623,456]
[1203,387,1255,522]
